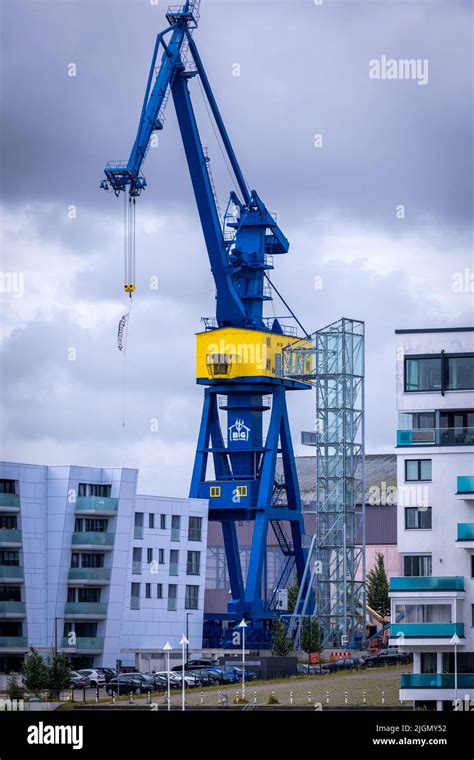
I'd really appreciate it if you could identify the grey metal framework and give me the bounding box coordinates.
[282,318,365,648]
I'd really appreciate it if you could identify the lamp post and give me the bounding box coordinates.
[238,618,247,700]
[450,633,461,703]
[180,634,189,711]
[163,641,172,711]
[185,613,191,662]
[54,617,59,655]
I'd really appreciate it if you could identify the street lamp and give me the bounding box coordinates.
[185,613,192,662]
[450,633,461,703]
[180,634,189,712]
[163,641,172,711]
[238,618,247,700]
[54,617,60,655]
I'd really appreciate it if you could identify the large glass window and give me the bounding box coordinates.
[403,554,432,577]
[446,355,474,390]
[0,586,21,601]
[185,585,199,610]
[405,507,432,529]
[78,483,111,498]
[405,357,442,392]
[168,584,177,611]
[186,551,201,576]
[0,515,17,530]
[395,603,451,623]
[421,652,437,674]
[405,459,432,481]
[188,516,202,542]
[0,551,19,566]
[0,480,16,494]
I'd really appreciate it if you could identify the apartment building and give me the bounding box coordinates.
[0,462,208,671]
[390,327,474,710]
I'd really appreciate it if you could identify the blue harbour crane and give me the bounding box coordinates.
[101,1,312,647]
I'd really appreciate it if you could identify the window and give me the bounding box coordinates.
[188,517,202,542]
[78,588,100,603]
[76,553,104,568]
[134,513,143,527]
[149,513,155,529]
[472,604,474,627]
[131,583,140,598]
[168,584,177,611]
[130,583,140,610]
[405,357,442,392]
[0,515,17,530]
[171,515,181,541]
[185,585,199,610]
[0,480,16,495]
[446,355,474,390]
[64,622,97,637]
[156,584,163,599]
[405,507,432,530]
[395,603,451,623]
[78,483,111,498]
[186,551,200,576]
[403,555,432,577]
[145,583,151,599]
[170,549,179,576]
[0,551,19,567]
[420,652,437,674]
[147,548,153,564]
[132,547,142,562]
[160,514,166,530]
[405,459,432,482]
[210,486,221,497]
[158,548,165,565]
[0,586,21,602]
[471,555,474,579]
[75,518,107,532]
[236,485,247,497]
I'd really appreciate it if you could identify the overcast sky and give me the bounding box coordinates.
[0,0,472,496]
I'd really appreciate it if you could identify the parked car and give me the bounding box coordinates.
[76,669,106,688]
[363,650,411,668]
[95,667,117,683]
[153,671,191,689]
[297,664,319,676]
[105,675,143,696]
[69,671,87,689]
[172,658,219,672]
[230,665,257,681]
[206,667,240,685]
[198,668,223,685]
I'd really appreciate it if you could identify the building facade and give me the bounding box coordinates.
[390,327,474,710]
[0,462,208,672]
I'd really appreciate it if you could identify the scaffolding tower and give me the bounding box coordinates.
[282,318,365,649]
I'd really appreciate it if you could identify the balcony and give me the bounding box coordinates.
[390,576,464,592]
[391,623,464,639]
[401,673,474,689]
[0,529,22,547]
[0,636,28,649]
[397,427,474,447]
[64,602,107,618]
[0,601,26,617]
[457,476,474,498]
[67,567,111,584]
[0,566,23,582]
[61,637,104,652]
[0,494,20,509]
[457,523,474,550]
[75,497,118,515]
[71,532,114,550]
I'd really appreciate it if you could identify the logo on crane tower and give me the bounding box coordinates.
[229,418,250,443]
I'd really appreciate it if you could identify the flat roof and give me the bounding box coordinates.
[395,327,474,334]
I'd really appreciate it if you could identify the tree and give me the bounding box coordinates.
[287,581,299,614]
[271,619,293,656]
[366,551,390,618]
[47,653,72,695]
[300,618,323,658]
[6,674,24,700]
[22,648,49,695]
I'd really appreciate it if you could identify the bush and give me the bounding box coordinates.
[6,674,24,700]
[268,693,280,705]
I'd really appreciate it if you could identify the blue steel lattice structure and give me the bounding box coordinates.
[101,1,309,647]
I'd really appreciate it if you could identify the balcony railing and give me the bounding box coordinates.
[0,636,27,648]
[169,563,179,576]
[67,567,111,582]
[75,497,118,513]
[390,577,464,592]
[71,532,114,547]
[391,623,464,638]
[401,673,474,689]
[188,530,202,542]
[133,526,143,540]
[397,427,474,447]
[61,637,104,651]
[64,602,107,616]
[0,529,22,545]
[167,599,177,611]
[0,566,23,580]
[130,597,140,610]
[457,476,474,494]
[0,601,26,615]
[457,523,474,541]
[171,528,180,541]
[0,494,20,508]
[132,561,142,575]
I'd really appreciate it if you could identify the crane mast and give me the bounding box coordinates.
[101,0,309,647]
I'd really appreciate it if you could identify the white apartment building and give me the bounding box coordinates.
[0,462,208,671]
[390,327,474,710]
